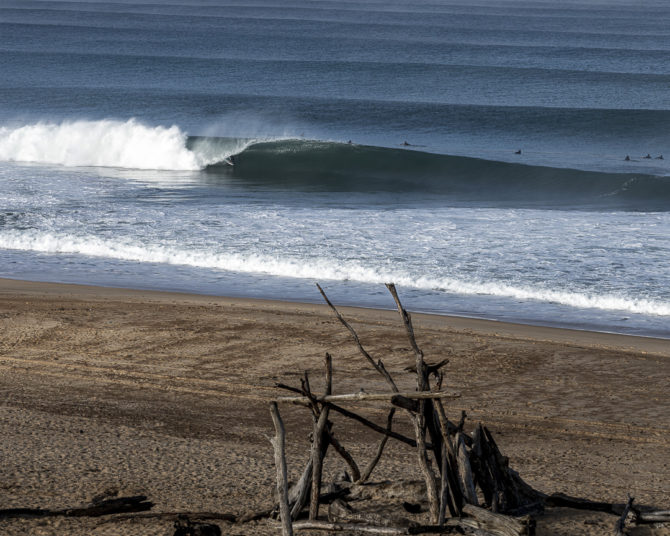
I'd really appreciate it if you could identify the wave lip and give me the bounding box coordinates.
[1,230,668,318]
[0,118,236,171]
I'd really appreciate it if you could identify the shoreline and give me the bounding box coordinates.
[2,276,668,356]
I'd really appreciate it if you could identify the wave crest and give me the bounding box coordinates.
[0,119,235,170]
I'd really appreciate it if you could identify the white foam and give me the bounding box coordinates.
[1,230,669,317]
[0,119,238,170]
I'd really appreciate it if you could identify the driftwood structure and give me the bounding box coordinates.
[269,283,669,536]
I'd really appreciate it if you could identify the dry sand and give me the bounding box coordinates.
[0,278,668,535]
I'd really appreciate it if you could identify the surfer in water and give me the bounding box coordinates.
[643,153,652,159]
[624,155,631,161]
[515,149,522,155]
[657,155,664,160]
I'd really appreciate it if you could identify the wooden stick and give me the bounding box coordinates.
[456,433,478,506]
[328,432,361,483]
[412,411,440,524]
[277,391,460,404]
[358,408,396,483]
[386,283,440,524]
[309,354,333,520]
[317,283,399,393]
[615,496,634,536]
[289,458,313,520]
[270,402,293,536]
[385,283,426,390]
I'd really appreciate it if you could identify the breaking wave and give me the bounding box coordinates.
[1,119,669,209]
[1,230,668,317]
[0,119,245,170]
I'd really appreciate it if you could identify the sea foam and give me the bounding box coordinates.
[0,119,231,170]
[1,230,668,317]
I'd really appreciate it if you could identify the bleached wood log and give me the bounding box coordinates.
[309,353,333,520]
[635,510,670,524]
[270,402,293,536]
[278,391,460,404]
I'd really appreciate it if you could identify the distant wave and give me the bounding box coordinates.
[1,229,668,317]
[2,119,669,209]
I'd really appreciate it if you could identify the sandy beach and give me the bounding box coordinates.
[0,278,668,535]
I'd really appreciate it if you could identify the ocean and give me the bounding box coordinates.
[1,0,669,337]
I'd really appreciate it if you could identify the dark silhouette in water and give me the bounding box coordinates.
[656,155,664,160]
[515,149,522,155]
[624,155,631,161]
[643,153,652,159]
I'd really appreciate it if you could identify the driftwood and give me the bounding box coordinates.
[291,519,476,534]
[462,504,533,536]
[544,492,625,514]
[268,283,670,536]
[309,354,333,520]
[614,496,634,536]
[634,509,670,524]
[328,498,415,528]
[270,402,293,536]
[329,433,361,482]
[0,495,153,519]
[358,408,396,483]
[278,391,460,404]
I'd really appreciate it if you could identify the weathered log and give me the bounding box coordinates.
[614,496,634,536]
[278,391,460,404]
[0,496,153,519]
[412,411,441,524]
[456,433,478,506]
[291,519,474,534]
[291,519,496,534]
[97,511,237,524]
[634,509,670,524]
[289,457,313,520]
[433,399,460,517]
[462,504,533,536]
[309,353,333,520]
[544,493,625,514]
[328,499,414,528]
[358,408,396,483]
[291,520,407,534]
[346,480,427,503]
[270,402,293,536]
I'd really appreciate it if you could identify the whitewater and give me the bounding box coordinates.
[1,0,669,337]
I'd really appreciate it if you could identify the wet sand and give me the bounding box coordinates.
[0,278,668,535]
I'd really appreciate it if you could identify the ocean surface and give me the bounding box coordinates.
[1,0,669,337]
